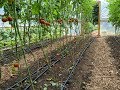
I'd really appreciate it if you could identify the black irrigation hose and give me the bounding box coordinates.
[113,36,120,44]
[24,58,62,90]
[2,37,65,64]
[6,64,47,90]
[24,40,78,90]
[7,36,82,90]
[7,52,64,90]
[7,38,75,90]
[61,37,95,90]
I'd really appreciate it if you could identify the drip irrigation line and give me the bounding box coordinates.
[2,37,66,64]
[7,54,62,90]
[24,40,78,90]
[7,38,76,90]
[113,36,120,44]
[24,58,62,90]
[61,37,95,90]
[6,64,47,90]
[7,35,87,90]
[24,36,88,90]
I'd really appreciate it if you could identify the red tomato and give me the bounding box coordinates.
[39,18,46,24]
[2,17,8,22]
[14,63,19,67]
[45,22,50,26]
[7,16,13,21]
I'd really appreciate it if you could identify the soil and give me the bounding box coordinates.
[1,30,120,90]
[0,34,91,90]
[107,36,120,77]
[1,37,66,65]
[0,36,75,88]
[68,36,120,90]
[33,35,92,90]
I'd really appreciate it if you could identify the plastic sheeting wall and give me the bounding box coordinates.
[100,0,115,35]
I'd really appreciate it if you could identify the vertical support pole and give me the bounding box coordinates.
[98,1,101,36]
[0,52,2,79]
[81,12,84,36]
[80,13,82,36]
[0,64,1,79]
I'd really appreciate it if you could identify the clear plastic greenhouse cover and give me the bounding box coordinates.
[100,0,115,35]
[68,0,116,36]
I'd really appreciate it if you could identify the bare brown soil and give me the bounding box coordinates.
[33,35,92,90]
[0,34,91,90]
[1,31,120,90]
[0,36,74,88]
[69,36,120,90]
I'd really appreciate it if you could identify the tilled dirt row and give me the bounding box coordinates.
[68,36,120,90]
[107,36,120,79]
[0,36,75,89]
[31,36,92,90]
[0,35,90,90]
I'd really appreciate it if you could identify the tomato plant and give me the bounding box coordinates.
[108,0,120,27]
[0,0,96,89]
[8,0,14,4]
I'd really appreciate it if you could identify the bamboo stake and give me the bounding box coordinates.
[98,1,101,36]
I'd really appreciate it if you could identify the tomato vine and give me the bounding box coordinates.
[0,0,96,86]
[108,0,120,31]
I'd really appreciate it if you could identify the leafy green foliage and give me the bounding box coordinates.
[84,22,95,34]
[93,4,99,25]
[108,0,120,27]
[0,0,96,49]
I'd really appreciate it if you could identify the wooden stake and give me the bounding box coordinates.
[98,1,101,36]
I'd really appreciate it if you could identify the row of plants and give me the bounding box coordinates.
[0,0,96,49]
[0,0,96,89]
[0,26,62,49]
[108,0,120,34]
[0,0,96,61]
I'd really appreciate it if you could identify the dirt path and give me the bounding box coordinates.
[85,37,120,90]
[69,35,120,90]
